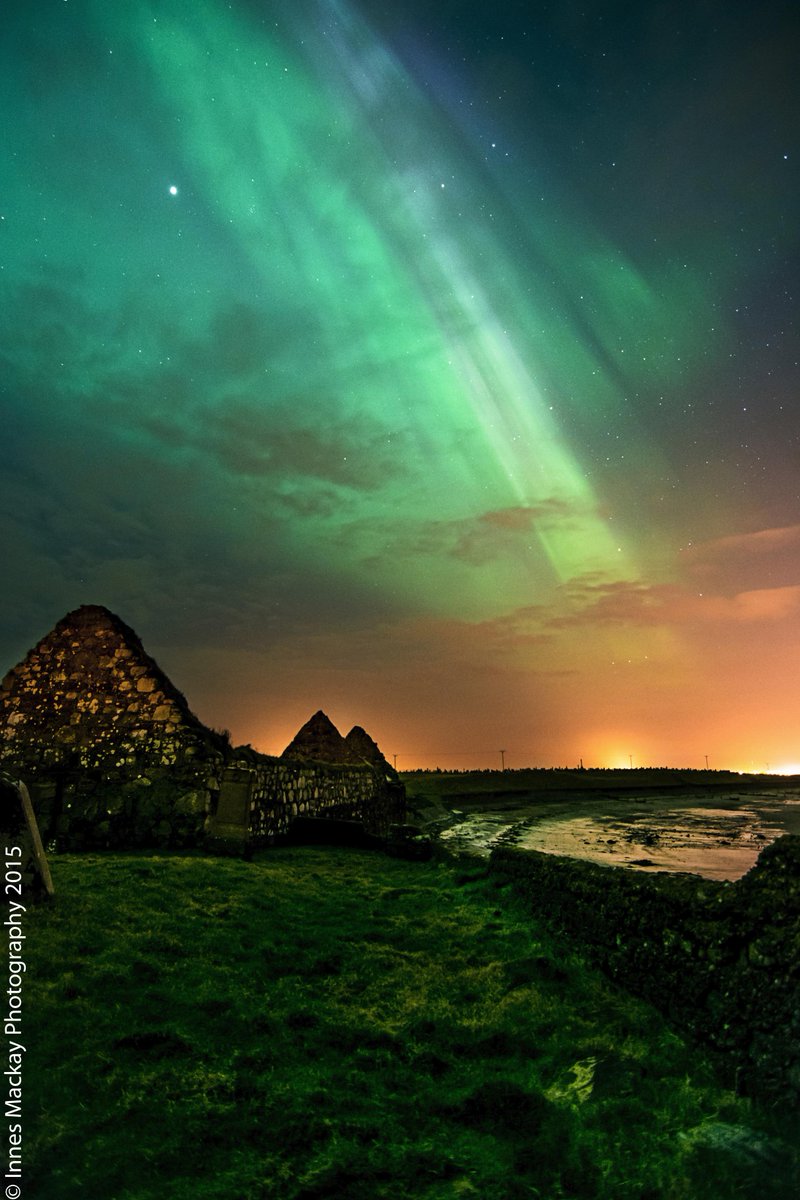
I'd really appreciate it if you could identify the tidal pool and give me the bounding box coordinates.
[436,790,800,880]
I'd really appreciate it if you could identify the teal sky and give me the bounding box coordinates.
[2,0,798,769]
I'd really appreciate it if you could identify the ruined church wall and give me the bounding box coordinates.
[0,620,226,850]
[25,764,219,852]
[243,756,405,844]
[2,669,404,847]
[14,755,404,853]
[0,615,215,777]
[490,838,800,1105]
[0,605,405,851]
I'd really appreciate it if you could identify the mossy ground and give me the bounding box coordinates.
[24,847,798,1198]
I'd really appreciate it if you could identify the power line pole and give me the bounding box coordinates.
[499,749,506,771]
[393,754,398,769]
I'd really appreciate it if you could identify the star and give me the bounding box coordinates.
[168,185,178,196]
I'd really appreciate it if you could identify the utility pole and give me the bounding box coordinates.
[705,754,709,770]
[499,749,506,771]
[629,754,633,769]
[393,754,398,769]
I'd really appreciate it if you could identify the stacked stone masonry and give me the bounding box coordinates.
[246,757,402,844]
[490,838,800,1106]
[0,606,404,851]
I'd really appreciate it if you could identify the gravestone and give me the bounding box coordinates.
[206,767,253,855]
[0,772,54,901]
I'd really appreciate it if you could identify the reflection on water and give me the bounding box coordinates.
[437,792,800,880]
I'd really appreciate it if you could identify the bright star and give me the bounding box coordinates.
[168,185,178,196]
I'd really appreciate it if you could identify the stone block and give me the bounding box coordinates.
[175,790,206,815]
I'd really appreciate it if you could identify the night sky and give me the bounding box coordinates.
[3,0,798,770]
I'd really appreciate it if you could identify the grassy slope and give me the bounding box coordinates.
[26,848,797,1199]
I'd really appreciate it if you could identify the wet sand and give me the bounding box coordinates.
[423,788,800,880]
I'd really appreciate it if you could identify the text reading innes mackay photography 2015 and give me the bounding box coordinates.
[4,847,25,1198]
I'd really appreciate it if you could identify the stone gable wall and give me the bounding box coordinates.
[0,606,217,775]
[0,607,405,852]
[490,838,800,1105]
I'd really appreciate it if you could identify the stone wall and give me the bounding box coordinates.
[0,606,227,850]
[490,838,800,1105]
[0,606,405,852]
[18,753,403,854]
[25,763,219,852]
[0,606,221,775]
[246,756,405,844]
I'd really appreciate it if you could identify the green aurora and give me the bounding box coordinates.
[2,0,798,767]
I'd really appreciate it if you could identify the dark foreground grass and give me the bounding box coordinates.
[24,848,798,1199]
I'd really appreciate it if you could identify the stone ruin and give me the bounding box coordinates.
[281,710,391,769]
[0,605,405,852]
[1,604,221,768]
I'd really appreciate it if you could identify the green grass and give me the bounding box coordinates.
[25,848,798,1198]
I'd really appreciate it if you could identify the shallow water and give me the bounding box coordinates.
[436,790,800,880]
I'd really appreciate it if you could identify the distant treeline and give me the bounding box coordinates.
[399,766,744,776]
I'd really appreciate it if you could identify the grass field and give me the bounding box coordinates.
[24,847,798,1198]
[400,767,799,804]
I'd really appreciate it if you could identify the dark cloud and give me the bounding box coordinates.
[548,573,800,630]
[448,501,586,565]
[194,399,408,491]
[1,275,409,498]
[375,501,590,566]
[681,525,800,594]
